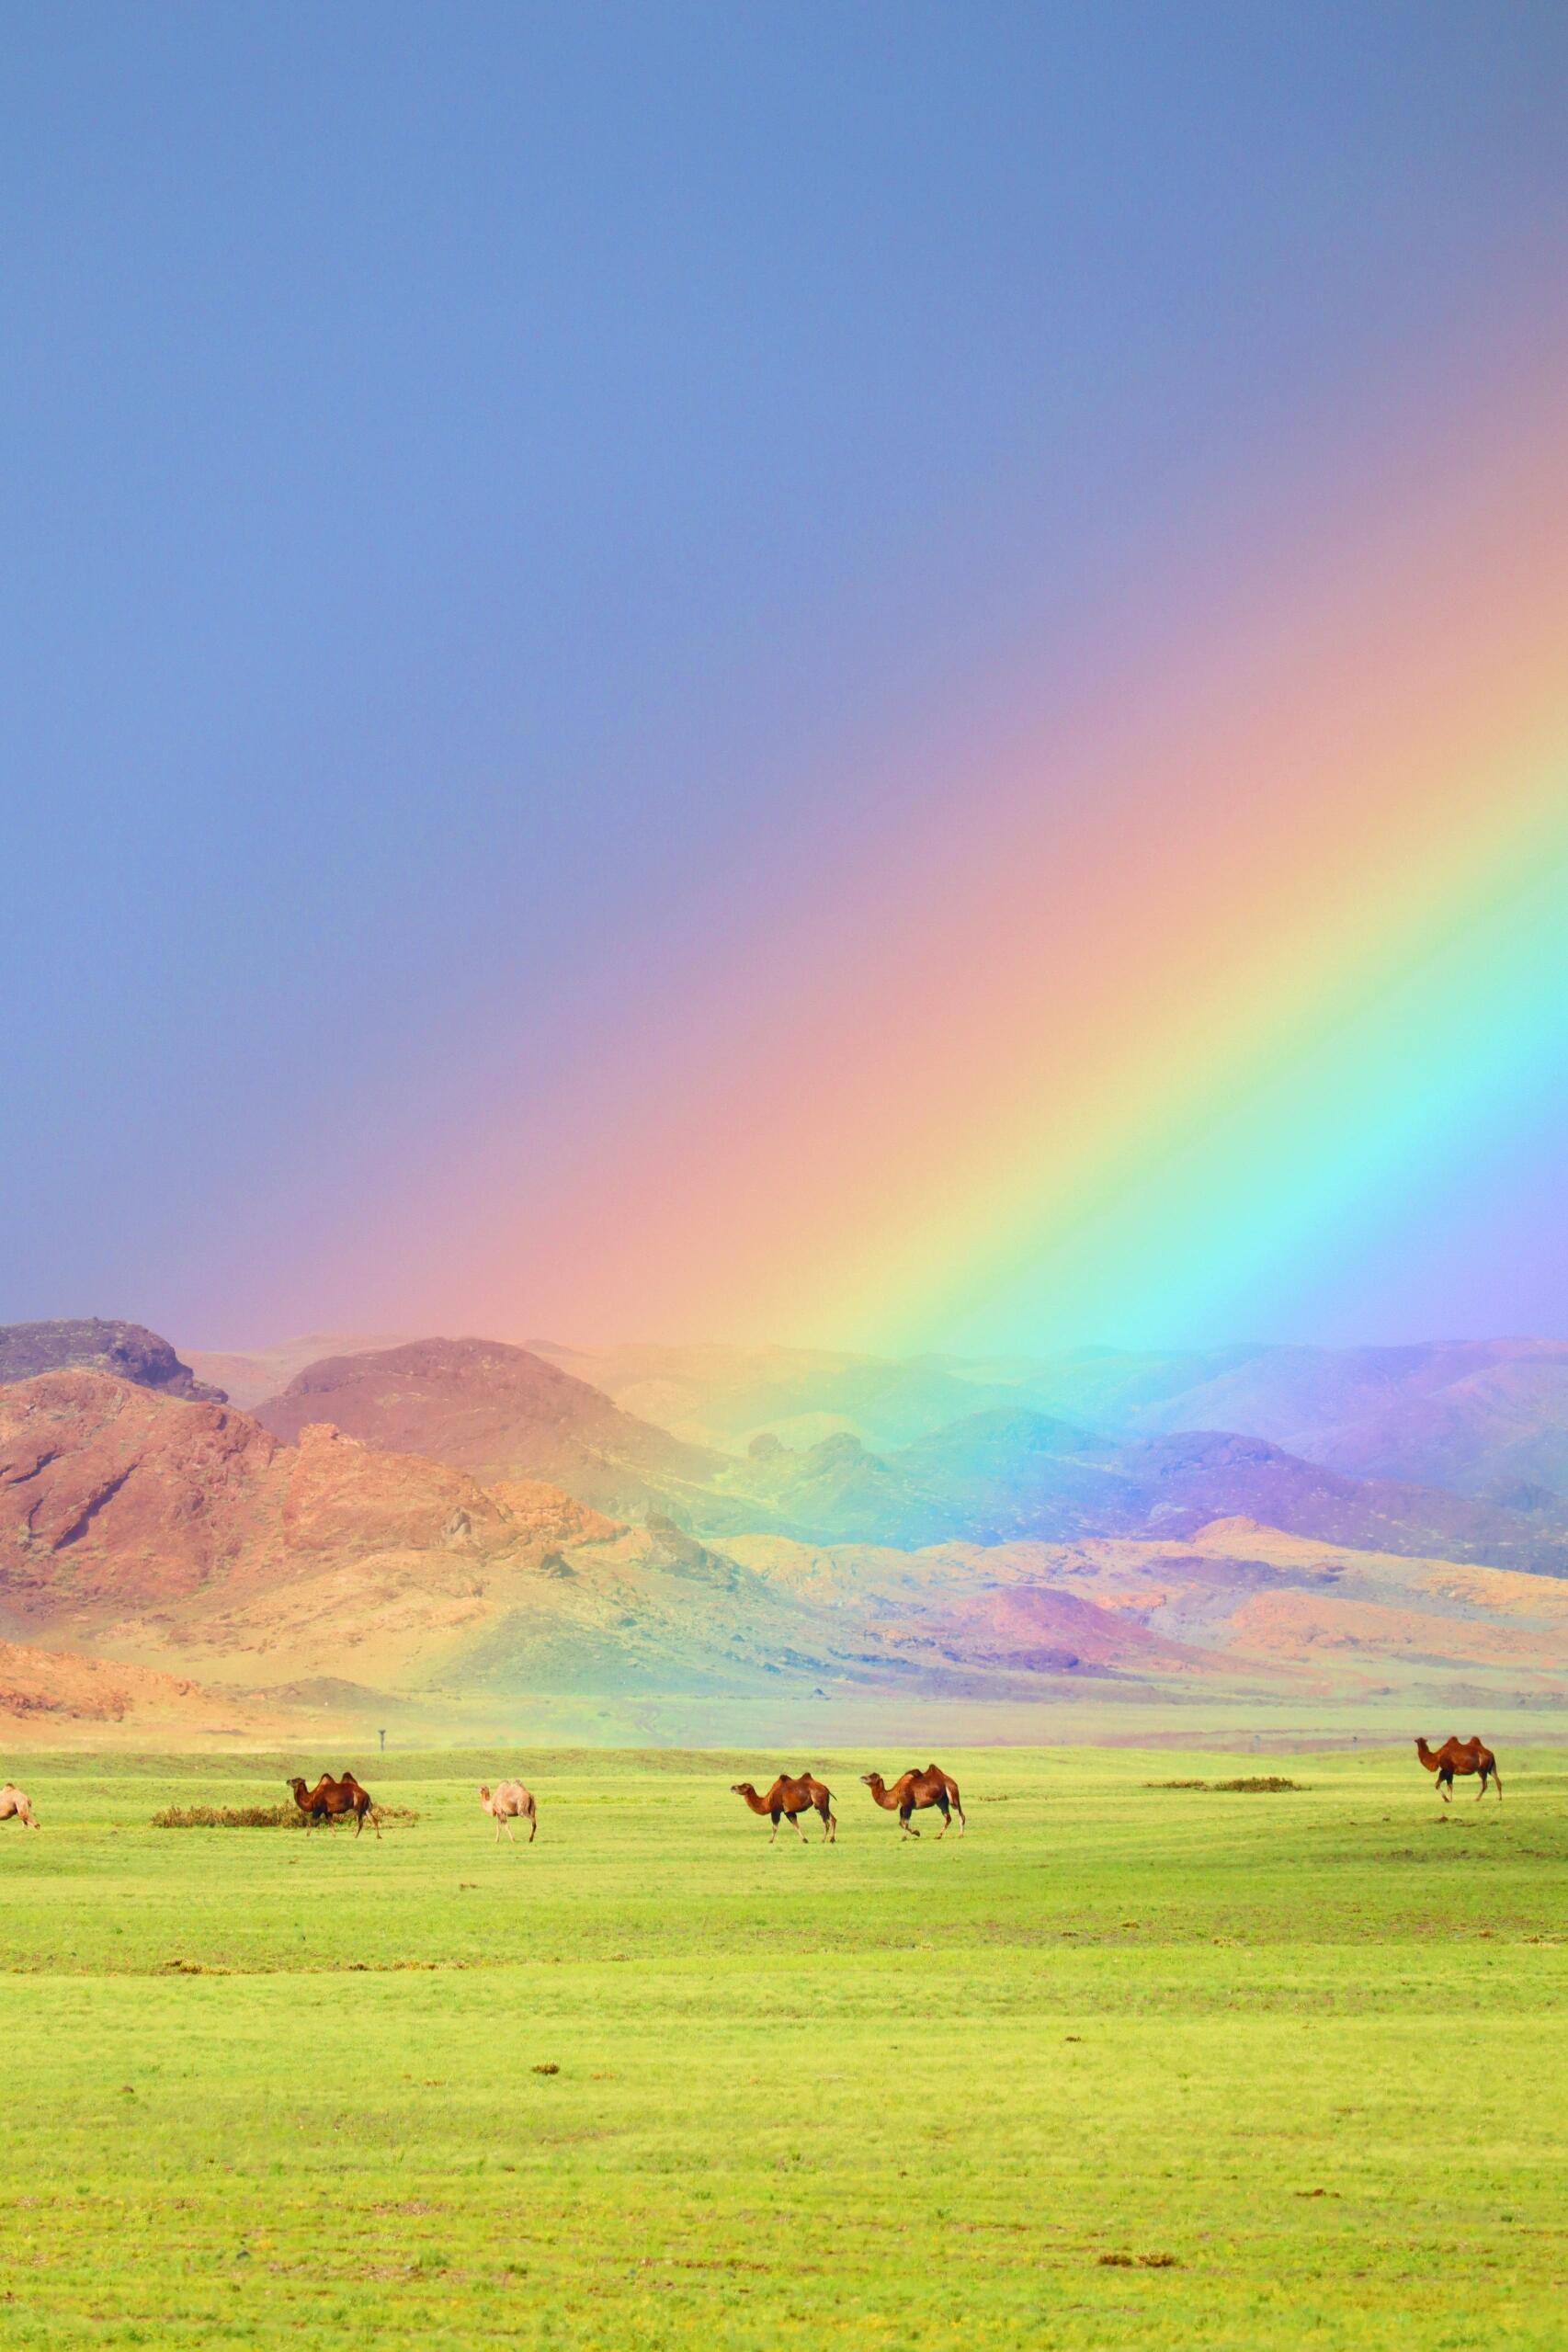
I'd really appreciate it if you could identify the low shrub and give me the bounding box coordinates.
[1144,1777,1304,1793]
[151,1803,418,1828]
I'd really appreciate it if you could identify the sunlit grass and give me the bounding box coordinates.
[1,1744,1563,2347]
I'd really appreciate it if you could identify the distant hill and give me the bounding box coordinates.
[531,1338,1042,1453]
[0,1318,226,1403]
[549,1335,1568,1515]
[185,1333,410,1412]
[703,1409,1568,1572]
[919,1339,1568,1507]
[1071,1339,1568,1497]
[254,1336,733,1524]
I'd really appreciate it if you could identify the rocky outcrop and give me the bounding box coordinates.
[0,1370,571,1624]
[0,1319,227,1403]
[0,1369,277,1607]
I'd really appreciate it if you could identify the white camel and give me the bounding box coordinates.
[0,1783,39,1829]
[479,1779,537,1844]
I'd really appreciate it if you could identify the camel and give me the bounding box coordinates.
[479,1780,538,1843]
[288,1774,337,1828]
[0,1782,38,1829]
[287,1772,381,1837]
[335,1770,381,1836]
[861,1763,966,1838]
[731,1772,836,1844]
[1415,1736,1502,1802]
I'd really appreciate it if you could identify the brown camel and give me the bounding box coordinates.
[731,1772,836,1844]
[861,1763,966,1838]
[1415,1736,1501,1802]
[288,1774,337,1827]
[287,1772,381,1837]
[0,1782,38,1829]
[479,1780,538,1843]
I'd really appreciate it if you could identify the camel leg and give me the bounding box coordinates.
[933,1796,951,1840]
[789,1809,808,1843]
[1476,1772,1487,1801]
[528,1809,537,1842]
[900,1805,920,1838]
[769,1808,780,1845]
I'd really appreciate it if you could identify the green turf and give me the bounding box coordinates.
[1,1744,1563,2348]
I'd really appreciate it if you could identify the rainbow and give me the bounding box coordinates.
[368,352,1568,1356]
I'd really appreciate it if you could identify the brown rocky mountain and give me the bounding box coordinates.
[0,1369,554,1628]
[255,1337,731,1522]
[0,1371,859,1724]
[0,1318,226,1403]
[6,1368,1568,1741]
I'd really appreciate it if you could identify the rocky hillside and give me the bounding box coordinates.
[0,1318,226,1403]
[0,1371,878,1719]
[0,1369,563,1625]
[6,1368,1568,1737]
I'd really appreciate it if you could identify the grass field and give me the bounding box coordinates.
[2,1744,1565,2349]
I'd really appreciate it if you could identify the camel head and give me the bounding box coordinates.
[287,1778,311,1798]
[730,1782,756,1800]
[860,1772,885,1790]
[478,1784,492,1804]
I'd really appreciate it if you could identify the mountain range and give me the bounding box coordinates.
[5,1320,1568,1742]
[533,1335,1568,1506]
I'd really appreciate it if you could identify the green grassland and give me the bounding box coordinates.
[2,1744,1565,2349]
